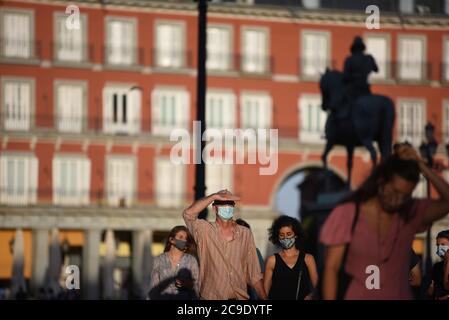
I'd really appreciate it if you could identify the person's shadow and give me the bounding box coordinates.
[148,268,198,300]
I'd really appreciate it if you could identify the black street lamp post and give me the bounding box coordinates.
[195,0,210,219]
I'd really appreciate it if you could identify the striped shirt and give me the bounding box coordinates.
[183,212,263,300]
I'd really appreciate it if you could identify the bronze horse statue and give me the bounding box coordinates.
[319,68,395,187]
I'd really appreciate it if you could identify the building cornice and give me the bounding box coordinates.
[7,0,449,29]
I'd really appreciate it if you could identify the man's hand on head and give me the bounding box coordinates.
[213,189,240,202]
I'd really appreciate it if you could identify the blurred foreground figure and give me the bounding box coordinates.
[321,144,449,300]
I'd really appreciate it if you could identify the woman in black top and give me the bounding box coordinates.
[428,230,449,300]
[264,216,318,300]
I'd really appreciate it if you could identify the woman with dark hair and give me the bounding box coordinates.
[321,144,449,300]
[264,215,318,300]
[149,226,199,300]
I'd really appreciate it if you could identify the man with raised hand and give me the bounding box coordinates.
[183,189,267,300]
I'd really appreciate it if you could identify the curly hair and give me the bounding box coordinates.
[268,215,304,249]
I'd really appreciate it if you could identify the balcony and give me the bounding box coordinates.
[0,38,41,64]
[311,60,435,84]
[207,52,275,76]
[299,58,336,80]
[1,112,31,132]
[102,120,141,135]
[151,48,193,71]
[392,61,433,84]
[0,187,37,206]
[206,52,236,74]
[52,41,94,66]
[55,114,85,133]
[53,188,90,206]
[1,113,196,138]
[238,53,274,77]
[151,119,191,137]
[103,45,144,69]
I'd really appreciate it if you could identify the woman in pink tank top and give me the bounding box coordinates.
[320,144,449,300]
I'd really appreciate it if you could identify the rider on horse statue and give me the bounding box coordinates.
[343,36,378,104]
[320,37,394,186]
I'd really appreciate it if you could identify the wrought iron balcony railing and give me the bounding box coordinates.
[0,38,41,60]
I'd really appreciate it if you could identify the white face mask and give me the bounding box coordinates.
[436,245,449,258]
[217,206,234,221]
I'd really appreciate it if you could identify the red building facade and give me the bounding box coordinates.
[0,0,449,299]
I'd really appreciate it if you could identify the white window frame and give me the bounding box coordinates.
[207,24,233,71]
[0,153,38,205]
[53,155,90,206]
[105,17,137,66]
[151,87,190,136]
[154,157,185,208]
[206,90,236,132]
[397,35,427,82]
[53,12,88,62]
[205,154,233,195]
[298,94,327,144]
[397,98,426,147]
[443,100,449,144]
[154,20,186,68]
[240,92,272,130]
[1,77,34,131]
[301,30,331,79]
[241,26,269,74]
[0,8,34,59]
[364,33,391,81]
[103,84,141,135]
[106,156,136,207]
[54,80,87,133]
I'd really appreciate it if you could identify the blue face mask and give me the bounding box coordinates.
[436,245,449,258]
[217,206,234,221]
[279,237,296,249]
